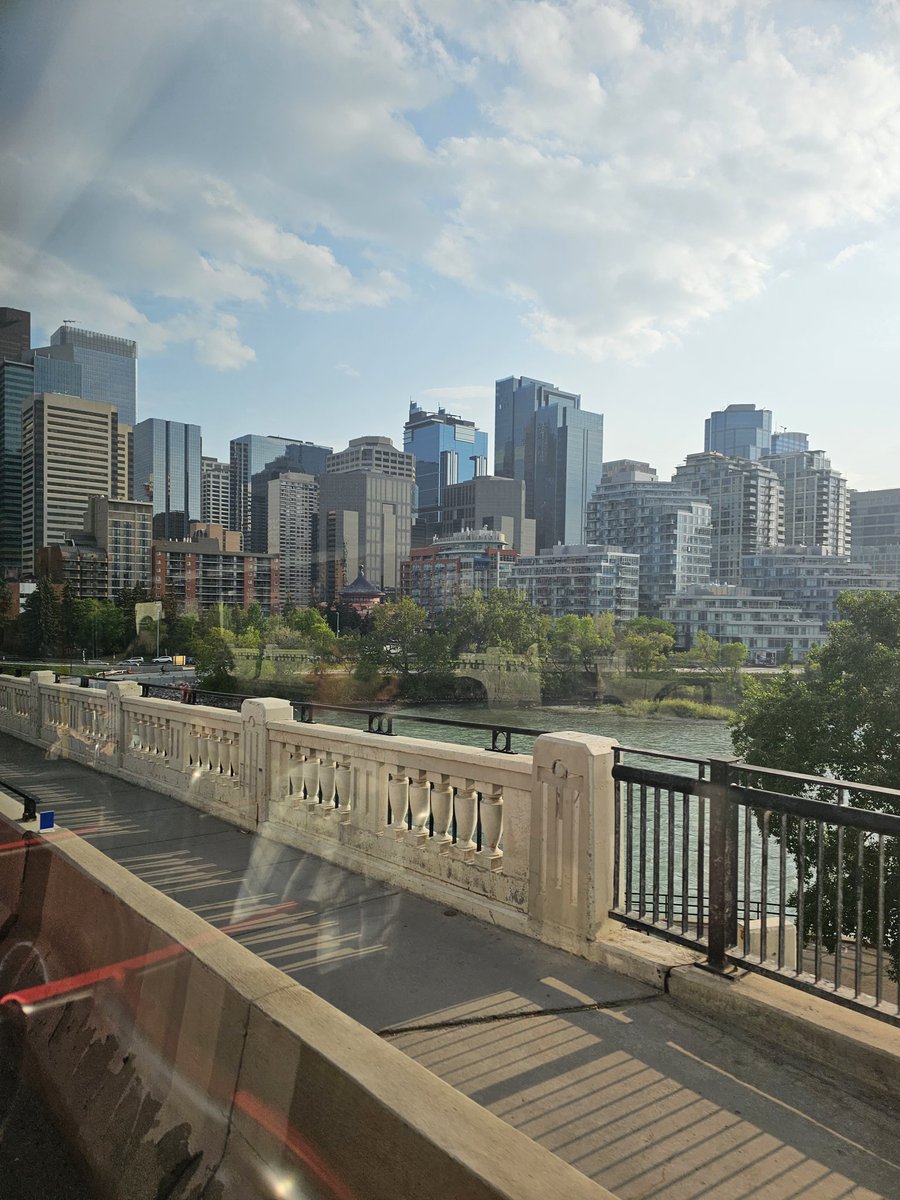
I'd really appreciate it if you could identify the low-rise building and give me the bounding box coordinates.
[401,529,516,620]
[740,546,893,625]
[505,544,639,621]
[661,585,825,663]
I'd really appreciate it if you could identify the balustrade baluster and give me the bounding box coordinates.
[388,771,410,835]
[336,761,352,823]
[208,735,221,774]
[289,752,305,803]
[409,771,431,841]
[319,757,337,812]
[303,753,321,807]
[430,778,454,848]
[480,788,504,870]
[453,784,478,860]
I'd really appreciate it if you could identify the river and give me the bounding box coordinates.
[355,702,734,759]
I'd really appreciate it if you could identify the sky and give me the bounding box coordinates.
[2,0,900,490]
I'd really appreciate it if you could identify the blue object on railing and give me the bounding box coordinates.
[39,811,55,830]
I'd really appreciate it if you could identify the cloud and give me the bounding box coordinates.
[827,241,875,269]
[4,0,900,369]
[335,362,361,378]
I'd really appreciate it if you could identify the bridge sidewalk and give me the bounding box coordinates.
[0,733,897,1200]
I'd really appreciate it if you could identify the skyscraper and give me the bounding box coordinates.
[29,324,138,426]
[0,357,33,575]
[403,402,488,540]
[22,393,128,573]
[318,437,414,601]
[230,434,331,540]
[704,404,772,461]
[673,452,783,584]
[494,375,603,551]
[266,472,319,607]
[0,308,31,362]
[849,488,900,549]
[201,456,231,527]
[527,401,603,550]
[494,376,580,481]
[133,418,202,540]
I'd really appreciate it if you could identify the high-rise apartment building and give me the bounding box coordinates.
[760,449,849,555]
[661,585,824,663]
[704,404,772,461]
[404,403,488,541]
[849,488,900,549]
[84,496,153,595]
[29,325,138,426]
[586,464,712,616]
[133,418,202,540]
[230,434,331,540]
[438,475,536,555]
[152,531,279,614]
[494,376,602,551]
[267,472,318,608]
[22,393,128,573]
[201,456,231,527]
[673,452,783,584]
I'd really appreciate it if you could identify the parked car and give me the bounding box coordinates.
[152,656,173,664]
[126,657,144,666]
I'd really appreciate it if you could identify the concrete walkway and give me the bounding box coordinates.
[1,733,898,1200]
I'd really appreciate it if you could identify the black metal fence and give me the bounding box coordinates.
[611,749,900,1025]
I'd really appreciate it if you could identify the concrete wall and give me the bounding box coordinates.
[0,806,613,1200]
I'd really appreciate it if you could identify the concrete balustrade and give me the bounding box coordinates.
[0,672,620,957]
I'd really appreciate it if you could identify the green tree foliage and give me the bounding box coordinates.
[674,630,748,689]
[193,628,236,690]
[731,591,900,976]
[358,598,456,696]
[442,589,548,656]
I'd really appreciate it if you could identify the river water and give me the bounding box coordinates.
[380,702,734,760]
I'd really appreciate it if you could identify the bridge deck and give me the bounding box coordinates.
[0,733,897,1200]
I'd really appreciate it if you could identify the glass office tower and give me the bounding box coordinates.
[704,404,772,461]
[0,359,34,574]
[230,434,332,539]
[28,325,138,426]
[494,376,580,481]
[133,418,202,540]
[528,403,604,550]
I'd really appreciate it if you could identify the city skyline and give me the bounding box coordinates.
[3,3,900,491]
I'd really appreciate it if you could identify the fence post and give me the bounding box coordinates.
[529,732,618,955]
[105,680,141,768]
[29,670,56,743]
[706,755,739,971]
[240,697,295,825]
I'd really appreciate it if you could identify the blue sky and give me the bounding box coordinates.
[3,0,900,488]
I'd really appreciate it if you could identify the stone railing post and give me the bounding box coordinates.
[241,697,295,825]
[528,732,618,956]
[105,680,141,768]
[29,671,56,743]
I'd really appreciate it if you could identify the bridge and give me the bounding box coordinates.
[454,647,542,705]
[0,671,898,1199]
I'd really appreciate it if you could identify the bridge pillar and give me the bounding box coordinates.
[240,697,294,825]
[528,732,618,955]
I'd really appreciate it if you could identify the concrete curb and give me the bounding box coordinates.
[586,923,900,1112]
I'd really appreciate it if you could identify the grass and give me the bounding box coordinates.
[623,698,733,720]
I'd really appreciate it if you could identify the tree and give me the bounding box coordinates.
[359,599,457,697]
[675,630,748,689]
[443,589,548,656]
[731,591,900,976]
[193,629,235,689]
